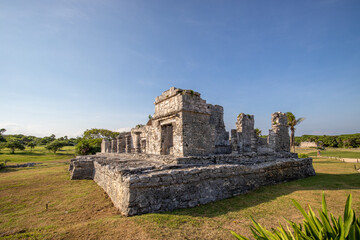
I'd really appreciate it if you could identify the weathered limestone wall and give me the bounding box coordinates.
[101,139,106,153]
[138,87,229,157]
[111,139,117,153]
[69,158,95,180]
[146,87,185,156]
[70,155,315,216]
[116,137,125,153]
[236,113,256,153]
[299,141,318,148]
[153,87,185,118]
[268,112,290,152]
[122,158,314,216]
[182,111,214,156]
[146,113,183,156]
[93,161,131,214]
[181,91,213,156]
[208,105,231,154]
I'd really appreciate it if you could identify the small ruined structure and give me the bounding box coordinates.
[70,87,315,216]
[299,141,318,148]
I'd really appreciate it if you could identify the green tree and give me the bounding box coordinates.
[0,128,6,135]
[27,141,36,151]
[45,140,65,153]
[4,139,25,154]
[286,112,305,153]
[75,138,102,155]
[39,134,57,145]
[75,129,119,156]
[83,128,119,139]
[0,128,6,142]
[255,128,262,137]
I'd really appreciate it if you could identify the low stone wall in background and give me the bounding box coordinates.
[299,141,318,148]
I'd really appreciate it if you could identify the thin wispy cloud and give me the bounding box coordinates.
[0,0,359,137]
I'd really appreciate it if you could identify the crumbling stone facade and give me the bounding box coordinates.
[70,87,315,216]
[268,112,291,152]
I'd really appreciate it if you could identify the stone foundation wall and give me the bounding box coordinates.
[70,154,315,216]
[182,111,214,156]
[93,162,131,213]
[121,158,314,216]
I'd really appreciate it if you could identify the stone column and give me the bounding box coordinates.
[268,112,290,152]
[125,135,132,153]
[231,129,238,153]
[236,113,256,152]
[101,139,106,153]
[251,134,257,152]
[105,140,111,153]
[140,139,146,153]
[116,137,122,153]
[134,132,141,153]
[111,139,117,153]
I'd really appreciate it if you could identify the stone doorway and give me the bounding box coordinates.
[161,124,173,155]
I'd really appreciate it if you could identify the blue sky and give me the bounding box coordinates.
[1,0,359,138]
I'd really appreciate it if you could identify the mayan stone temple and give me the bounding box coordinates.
[69,87,315,216]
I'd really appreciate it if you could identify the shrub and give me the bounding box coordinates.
[298,153,309,158]
[75,138,102,155]
[231,193,360,240]
[4,139,25,154]
[83,129,119,140]
[45,140,66,153]
[27,141,36,151]
[0,160,9,169]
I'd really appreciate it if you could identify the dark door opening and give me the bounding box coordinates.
[161,124,173,155]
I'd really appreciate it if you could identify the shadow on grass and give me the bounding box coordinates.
[313,160,346,164]
[158,172,360,218]
[0,152,75,158]
[0,161,69,174]
[0,168,18,173]
[0,152,74,156]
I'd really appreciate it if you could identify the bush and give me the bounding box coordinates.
[231,193,360,240]
[298,153,309,158]
[75,138,102,155]
[27,141,36,151]
[0,160,9,169]
[295,134,360,148]
[45,140,66,153]
[4,139,25,154]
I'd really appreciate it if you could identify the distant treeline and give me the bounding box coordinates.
[0,128,121,155]
[295,133,360,148]
[0,133,80,146]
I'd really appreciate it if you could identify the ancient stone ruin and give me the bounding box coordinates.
[69,87,315,216]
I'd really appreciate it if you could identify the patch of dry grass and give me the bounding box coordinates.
[0,150,359,239]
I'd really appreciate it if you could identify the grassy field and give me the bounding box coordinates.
[0,146,75,165]
[307,148,360,159]
[0,147,359,239]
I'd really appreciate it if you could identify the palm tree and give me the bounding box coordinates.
[255,128,262,137]
[286,112,305,152]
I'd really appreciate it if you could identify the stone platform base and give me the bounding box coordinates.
[69,153,315,216]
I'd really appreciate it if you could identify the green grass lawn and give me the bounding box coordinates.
[0,146,75,165]
[0,148,359,239]
[297,147,360,159]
